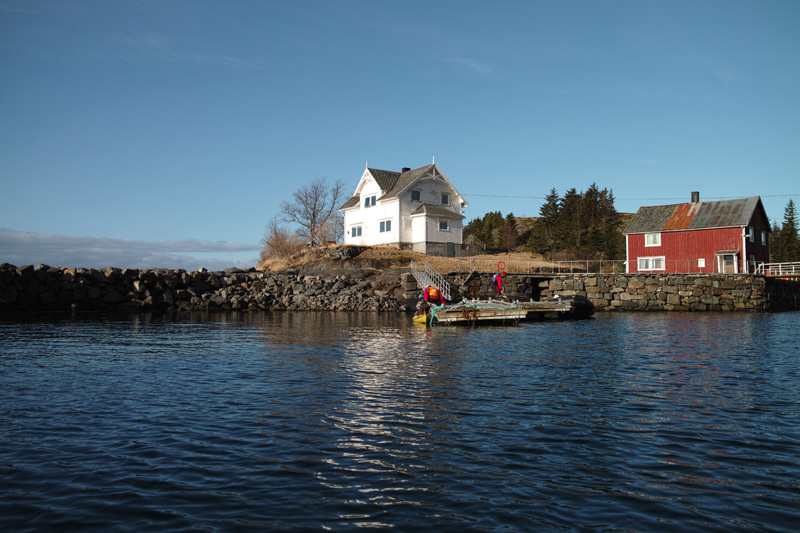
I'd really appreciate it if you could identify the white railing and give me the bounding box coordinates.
[410,260,452,300]
[450,259,776,276]
[754,262,800,277]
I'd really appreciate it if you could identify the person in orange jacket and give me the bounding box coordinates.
[423,285,445,306]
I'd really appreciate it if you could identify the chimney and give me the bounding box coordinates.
[691,191,700,203]
[401,167,411,172]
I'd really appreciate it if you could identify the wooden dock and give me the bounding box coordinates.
[428,296,593,325]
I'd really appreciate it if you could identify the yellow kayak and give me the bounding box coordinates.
[412,313,430,325]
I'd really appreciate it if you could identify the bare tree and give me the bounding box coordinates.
[280,177,346,247]
[260,215,304,261]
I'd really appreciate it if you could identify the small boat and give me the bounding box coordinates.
[412,312,430,325]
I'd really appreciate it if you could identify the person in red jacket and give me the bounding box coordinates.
[423,285,445,306]
[492,271,506,298]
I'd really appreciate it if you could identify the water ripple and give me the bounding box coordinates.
[1,311,799,531]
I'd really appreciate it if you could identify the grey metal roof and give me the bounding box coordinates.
[688,197,762,229]
[623,204,677,234]
[623,196,765,234]
[410,205,464,218]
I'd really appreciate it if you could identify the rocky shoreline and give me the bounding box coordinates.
[2,262,797,314]
[0,264,409,314]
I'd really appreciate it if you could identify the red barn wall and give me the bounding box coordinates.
[628,227,750,273]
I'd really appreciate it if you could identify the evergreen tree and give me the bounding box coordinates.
[770,221,782,262]
[774,199,800,261]
[527,189,560,253]
[500,213,518,253]
[557,188,582,249]
[526,184,623,259]
[581,183,602,252]
[464,211,504,248]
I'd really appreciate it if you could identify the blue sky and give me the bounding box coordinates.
[1,0,798,270]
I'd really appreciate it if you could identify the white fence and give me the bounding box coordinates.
[451,259,782,276]
[753,262,800,277]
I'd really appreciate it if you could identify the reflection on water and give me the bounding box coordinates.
[1,311,799,531]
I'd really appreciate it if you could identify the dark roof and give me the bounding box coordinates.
[369,168,401,192]
[339,196,360,210]
[410,205,464,218]
[624,196,766,234]
[379,165,432,200]
[338,164,435,210]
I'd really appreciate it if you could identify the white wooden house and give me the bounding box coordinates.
[338,161,470,256]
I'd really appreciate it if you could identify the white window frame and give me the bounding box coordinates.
[441,192,449,206]
[379,219,392,233]
[439,220,450,231]
[638,256,665,271]
[364,195,376,208]
[410,189,421,202]
[717,253,739,274]
[698,258,706,268]
[644,233,661,247]
[351,225,362,237]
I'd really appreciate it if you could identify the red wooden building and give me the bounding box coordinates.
[623,193,771,274]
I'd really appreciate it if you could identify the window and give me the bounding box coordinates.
[638,256,665,271]
[748,227,755,243]
[351,225,362,237]
[441,192,449,205]
[364,195,376,208]
[404,219,412,229]
[411,190,421,202]
[379,220,391,233]
[439,220,449,231]
[762,231,767,246]
[645,233,661,247]
[698,258,706,268]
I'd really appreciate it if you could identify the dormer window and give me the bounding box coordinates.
[441,192,449,205]
[364,195,376,208]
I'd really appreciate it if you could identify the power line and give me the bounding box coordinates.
[465,193,799,201]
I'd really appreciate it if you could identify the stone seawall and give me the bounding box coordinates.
[542,274,769,311]
[404,272,799,312]
[0,264,408,313]
[3,263,797,314]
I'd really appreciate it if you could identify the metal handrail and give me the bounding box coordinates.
[451,259,777,276]
[755,262,800,277]
[410,260,452,300]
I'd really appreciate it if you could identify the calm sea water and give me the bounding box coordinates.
[1,311,799,532]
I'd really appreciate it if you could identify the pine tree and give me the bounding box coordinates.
[528,189,560,253]
[557,188,582,250]
[770,221,782,262]
[500,213,518,253]
[598,187,622,259]
[774,199,800,261]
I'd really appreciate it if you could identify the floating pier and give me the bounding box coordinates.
[428,296,594,326]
